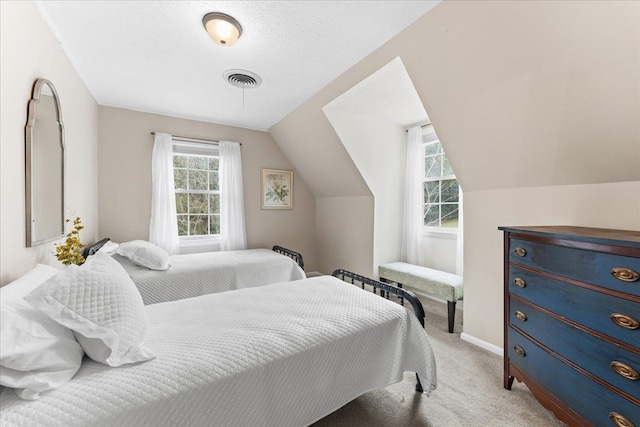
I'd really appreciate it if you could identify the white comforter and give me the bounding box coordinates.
[0,276,437,427]
[116,248,306,305]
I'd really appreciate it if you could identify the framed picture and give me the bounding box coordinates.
[261,168,293,209]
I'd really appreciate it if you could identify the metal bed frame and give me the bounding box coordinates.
[332,269,426,393]
[272,245,305,270]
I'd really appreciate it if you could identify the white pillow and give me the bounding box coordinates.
[117,240,170,270]
[97,240,120,255]
[0,264,84,400]
[26,253,155,367]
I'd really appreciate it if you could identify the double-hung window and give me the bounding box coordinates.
[422,125,459,230]
[172,141,220,240]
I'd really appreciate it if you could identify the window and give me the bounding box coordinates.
[422,125,459,229]
[172,142,220,238]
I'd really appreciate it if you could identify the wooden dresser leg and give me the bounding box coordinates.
[505,375,514,390]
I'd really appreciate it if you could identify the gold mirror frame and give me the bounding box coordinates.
[25,78,65,247]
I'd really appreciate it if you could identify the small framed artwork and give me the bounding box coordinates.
[261,168,293,209]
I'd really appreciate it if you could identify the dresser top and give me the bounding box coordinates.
[498,225,640,247]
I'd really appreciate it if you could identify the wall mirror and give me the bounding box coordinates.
[25,78,65,247]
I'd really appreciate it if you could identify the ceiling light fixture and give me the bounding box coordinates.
[202,12,242,47]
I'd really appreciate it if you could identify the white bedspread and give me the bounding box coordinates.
[116,248,306,304]
[0,276,437,427]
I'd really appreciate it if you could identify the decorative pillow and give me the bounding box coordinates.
[0,264,84,400]
[117,240,170,270]
[26,253,155,367]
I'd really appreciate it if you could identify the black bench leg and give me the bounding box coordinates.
[415,373,423,392]
[447,301,456,333]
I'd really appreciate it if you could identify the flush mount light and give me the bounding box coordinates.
[202,12,242,46]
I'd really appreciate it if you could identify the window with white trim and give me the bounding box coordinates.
[423,125,459,230]
[172,141,220,239]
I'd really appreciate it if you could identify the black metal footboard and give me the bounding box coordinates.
[332,269,427,393]
[332,269,426,327]
[272,245,305,270]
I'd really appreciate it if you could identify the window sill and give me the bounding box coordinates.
[423,228,458,240]
[179,236,220,254]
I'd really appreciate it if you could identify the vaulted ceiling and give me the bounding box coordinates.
[35,1,439,130]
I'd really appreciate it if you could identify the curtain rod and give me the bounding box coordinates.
[150,132,241,145]
[405,122,432,133]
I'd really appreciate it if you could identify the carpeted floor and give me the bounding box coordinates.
[312,294,565,427]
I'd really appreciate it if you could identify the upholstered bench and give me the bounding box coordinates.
[378,262,463,333]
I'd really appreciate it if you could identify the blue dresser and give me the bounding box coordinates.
[499,226,640,426]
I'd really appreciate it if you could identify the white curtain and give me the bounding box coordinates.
[456,188,464,276]
[149,132,180,255]
[401,126,424,265]
[219,141,247,251]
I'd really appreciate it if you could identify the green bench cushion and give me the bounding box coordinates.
[378,262,463,302]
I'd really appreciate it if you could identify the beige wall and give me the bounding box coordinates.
[322,112,405,277]
[98,106,317,271]
[0,1,99,286]
[315,196,374,276]
[421,234,457,274]
[464,181,640,348]
[270,1,640,348]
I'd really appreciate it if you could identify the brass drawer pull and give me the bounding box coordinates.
[514,247,527,257]
[515,311,527,322]
[610,361,639,381]
[609,412,635,427]
[514,277,526,288]
[611,267,640,283]
[611,313,640,330]
[514,345,526,357]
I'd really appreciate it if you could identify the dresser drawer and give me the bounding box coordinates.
[509,298,640,398]
[509,265,640,348]
[509,238,640,297]
[508,328,639,426]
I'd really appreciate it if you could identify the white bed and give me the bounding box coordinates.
[85,239,306,305]
[0,275,437,427]
[114,248,306,305]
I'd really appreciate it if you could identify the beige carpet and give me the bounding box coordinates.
[313,294,565,427]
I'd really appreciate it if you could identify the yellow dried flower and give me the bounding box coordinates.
[55,216,85,266]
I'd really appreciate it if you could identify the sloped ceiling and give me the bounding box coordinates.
[35,1,440,130]
[270,1,640,196]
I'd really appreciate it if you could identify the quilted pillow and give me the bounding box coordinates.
[0,264,84,400]
[26,253,155,367]
[117,240,170,270]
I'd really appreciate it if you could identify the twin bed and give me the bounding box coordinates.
[1,243,437,426]
[84,239,306,304]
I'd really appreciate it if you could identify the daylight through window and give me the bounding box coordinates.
[423,125,459,229]
[173,149,220,237]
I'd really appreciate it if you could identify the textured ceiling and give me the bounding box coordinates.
[324,57,428,128]
[35,1,440,130]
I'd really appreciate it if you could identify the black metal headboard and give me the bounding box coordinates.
[82,238,111,258]
[272,245,304,270]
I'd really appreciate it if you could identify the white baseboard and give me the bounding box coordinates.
[305,271,323,278]
[460,332,503,357]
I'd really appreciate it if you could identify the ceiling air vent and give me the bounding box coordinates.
[224,69,262,89]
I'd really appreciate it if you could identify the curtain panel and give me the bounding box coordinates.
[401,126,424,265]
[149,132,180,255]
[219,141,247,251]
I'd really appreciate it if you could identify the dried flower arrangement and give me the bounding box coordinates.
[54,216,85,266]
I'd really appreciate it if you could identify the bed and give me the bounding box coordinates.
[84,239,307,305]
[0,271,436,427]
